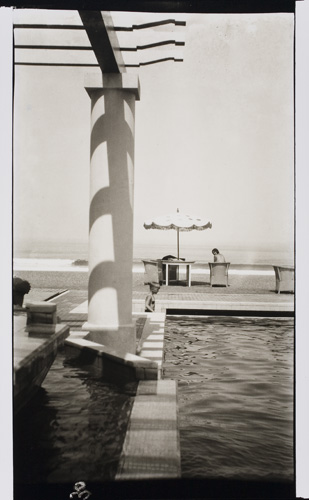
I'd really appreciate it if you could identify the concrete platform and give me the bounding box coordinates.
[14,310,70,413]
[132,291,294,313]
[48,289,294,319]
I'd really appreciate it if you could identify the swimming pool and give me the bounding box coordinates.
[14,348,137,484]
[163,315,294,481]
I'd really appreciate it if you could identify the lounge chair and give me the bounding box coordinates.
[273,266,294,294]
[208,262,230,287]
[142,260,163,285]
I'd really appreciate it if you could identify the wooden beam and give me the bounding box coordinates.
[78,11,125,73]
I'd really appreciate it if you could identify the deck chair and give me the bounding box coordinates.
[208,262,230,287]
[273,266,294,294]
[142,260,163,285]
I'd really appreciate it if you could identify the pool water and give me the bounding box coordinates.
[163,315,294,481]
[14,348,137,484]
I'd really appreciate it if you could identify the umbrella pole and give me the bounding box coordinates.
[177,228,179,259]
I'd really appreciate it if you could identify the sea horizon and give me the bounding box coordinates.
[13,242,294,273]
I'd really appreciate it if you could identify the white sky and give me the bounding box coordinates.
[2,5,309,497]
[12,9,294,254]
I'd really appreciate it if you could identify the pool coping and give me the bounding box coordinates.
[132,296,294,313]
[64,313,183,480]
[116,379,181,480]
[13,311,70,413]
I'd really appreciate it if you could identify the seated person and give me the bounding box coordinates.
[212,248,225,263]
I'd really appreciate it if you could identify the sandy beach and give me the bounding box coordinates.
[15,267,282,298]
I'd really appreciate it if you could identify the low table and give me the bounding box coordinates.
[162,260,195,287]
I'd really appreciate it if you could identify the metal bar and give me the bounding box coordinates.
[13,24,85,30]
[14,62,99,67]
[125,57,183,67]
[120,40,185,51]
[16,60,183,67]
[114,19,186,31]
[15,45,92,50]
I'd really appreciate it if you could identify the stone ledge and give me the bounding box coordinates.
[65,338,161,382]
[116,380,181,480]
[65,312,166,381]
[65,337,158,368]
[14,316,70,413]
[133,299,294,313]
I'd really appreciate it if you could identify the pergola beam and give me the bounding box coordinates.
[78,10,125,73]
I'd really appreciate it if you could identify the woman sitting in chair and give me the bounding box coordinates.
[212,248,225,263]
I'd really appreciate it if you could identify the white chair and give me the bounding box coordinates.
[273,266,294,294]
[208,262,230,287]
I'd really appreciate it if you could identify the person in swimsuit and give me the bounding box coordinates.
[212,248,225,262]
[145,282,160,312]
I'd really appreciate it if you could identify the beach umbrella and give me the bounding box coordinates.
[143,209,212,259]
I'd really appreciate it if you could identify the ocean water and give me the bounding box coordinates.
[133,244,294,266]
[13,242,294,267]
[13,243,294,275]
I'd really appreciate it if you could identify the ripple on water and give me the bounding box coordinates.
[163,315,294,481]
[14,349,137,484]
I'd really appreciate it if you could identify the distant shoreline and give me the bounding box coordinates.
[13,244,294,268]
[13,258,283,276]
[71,259,88,266]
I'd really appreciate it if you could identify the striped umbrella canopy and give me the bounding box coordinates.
[143,209,212,259]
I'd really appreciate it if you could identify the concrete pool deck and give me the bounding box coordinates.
[133,289,294,313]
[27,279,294,320]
